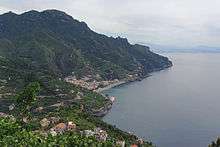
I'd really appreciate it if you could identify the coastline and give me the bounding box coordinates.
[95,80,127,93]
[92,78,146,117]
[92,65,172,117]
[97,64,173,93]
[92,79,136,117]
[95,73,153,93]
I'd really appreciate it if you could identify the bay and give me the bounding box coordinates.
[103,53,220,147]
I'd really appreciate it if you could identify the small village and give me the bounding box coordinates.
[65,75,121,91]
[64,73,141,92]
[64,74,144,117]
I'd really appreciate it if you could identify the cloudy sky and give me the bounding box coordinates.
[1,0,220,49]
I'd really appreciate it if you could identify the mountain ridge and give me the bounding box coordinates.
[0,9,172,146]
[0,9,172,82]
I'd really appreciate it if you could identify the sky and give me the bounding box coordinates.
[1,0,220,49]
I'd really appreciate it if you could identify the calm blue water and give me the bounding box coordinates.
[103,53,220,147]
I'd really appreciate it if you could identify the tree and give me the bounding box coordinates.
[15,82,40,119]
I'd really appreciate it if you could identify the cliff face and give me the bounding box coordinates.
[0,9,172,81]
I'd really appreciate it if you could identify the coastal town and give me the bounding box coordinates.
[64,75,122,116]
[65,75,122,92]
[64,73,142,92]
[64,74,143,117]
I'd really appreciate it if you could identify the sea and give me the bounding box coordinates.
[103,53,220,147]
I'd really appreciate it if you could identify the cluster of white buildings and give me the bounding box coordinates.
[65,76,120,91]
[81,127,108,141]
[40,117,109,142]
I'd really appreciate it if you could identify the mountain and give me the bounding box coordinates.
[0,10,171,146]
[0,10,172,83]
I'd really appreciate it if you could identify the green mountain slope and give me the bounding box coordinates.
[0,10,172,81]
[0,9,172,146]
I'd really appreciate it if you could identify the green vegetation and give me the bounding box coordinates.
[0,117,114,146]
[16,82,40,118]
[0,84,153,146]
[0,9,172,146]
[0,10,172,81]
